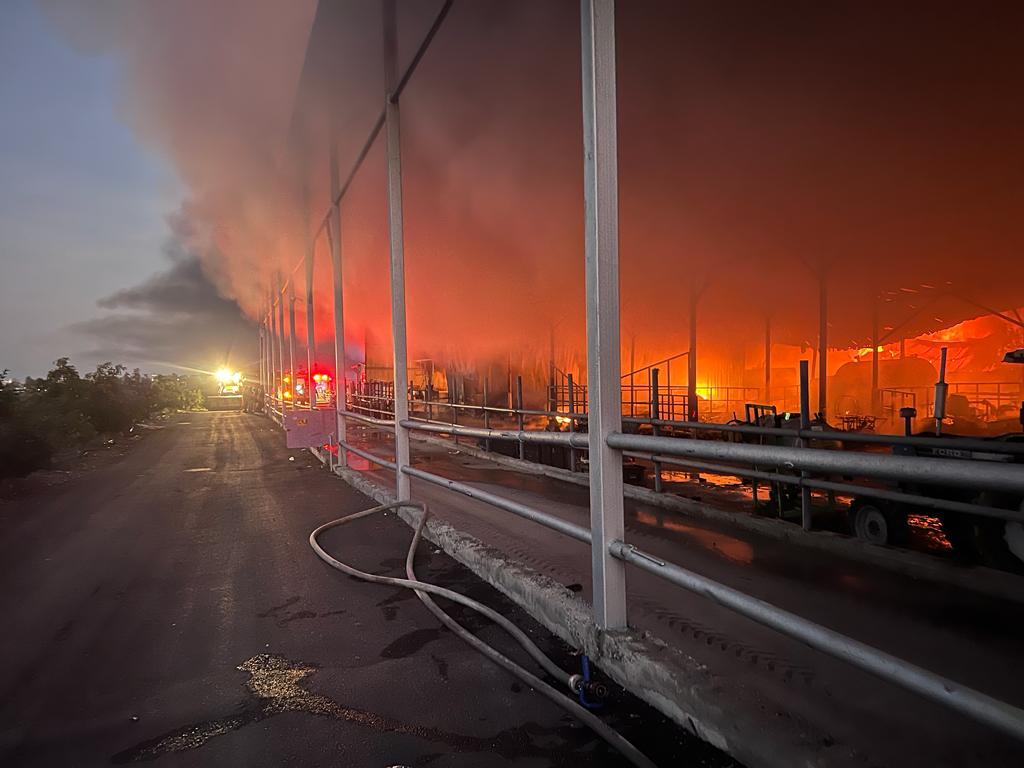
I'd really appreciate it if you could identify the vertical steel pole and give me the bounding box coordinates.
[651,367,662,493]
[276,274,286,410]
[288,277,298,410]
[871,299,880,416]
[269,290,278,406]
[798,360,813,530]
[329,146,347,467]
[516,375,526,460]
[548,326,555,413]
[450,381,458,446]
[483,376,491,452]
[688,282,698,421]
[383,0,411,500]
[818,273,828,417]
[764,315,772,404]
[304,238,316,412]
[567,373,577,472]
[266,313,272,408]
[258,317,265,397]
[581,0,626,629]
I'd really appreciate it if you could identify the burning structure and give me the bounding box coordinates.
[229,1,1024,441]
[45,1,1024,431]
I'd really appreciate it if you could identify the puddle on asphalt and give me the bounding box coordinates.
[635,509,754,564]
[113,654,584,763]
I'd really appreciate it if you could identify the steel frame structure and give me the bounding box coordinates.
[255,0,1024,744]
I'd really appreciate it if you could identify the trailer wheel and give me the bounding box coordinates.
[850,500,908,547]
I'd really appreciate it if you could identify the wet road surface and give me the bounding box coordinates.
[346,425,1024,767]
[0,412,735,767]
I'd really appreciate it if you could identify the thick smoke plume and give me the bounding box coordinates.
[42,0,1024,392]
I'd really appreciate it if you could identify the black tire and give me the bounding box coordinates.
[850,499,909,547]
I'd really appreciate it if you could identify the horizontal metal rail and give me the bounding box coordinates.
[403,414,1024,520]
[400,464,591,543]
[323,419,1024,741]
[405,396,1024,456]
[608,432,1024,495]
[341,409,396,429]
[610,540,1024,743]
[338,439,396,471]
[401,418,589,447]
[624,451,1024,523]
[622,414,1024,457]
[294,392,1024,743]
[416,398,584,420]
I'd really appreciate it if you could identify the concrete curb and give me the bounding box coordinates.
[415,433,1024,605]
[327,459,865,768]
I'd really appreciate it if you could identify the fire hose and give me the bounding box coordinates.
[309,501,658,768]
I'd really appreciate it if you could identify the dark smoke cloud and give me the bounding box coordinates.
[71,219,254,373]
[98,223,226,316]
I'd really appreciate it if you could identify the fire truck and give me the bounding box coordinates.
[285,370,335,408]
[205,368,244,410]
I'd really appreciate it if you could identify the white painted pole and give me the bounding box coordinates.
[329,142,347,467]
[581,0,626,629]
[383,0,411,500]
[288,276,298,411]
[276,273,286,411]
[304,235,316,412]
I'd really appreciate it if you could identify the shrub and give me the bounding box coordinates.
[0,358,206,478]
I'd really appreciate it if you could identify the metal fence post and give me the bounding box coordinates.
[383,0,411,500]
[274,274,286,411]
[581,0,626,630]
[258,318,265,399]
[516,375,526,460]
[688,281,699,421]
[268,290,277,406]
[304,235,316,412]
[567,372,578,472]
[818,272,829,416]
[329,146,347,467]
[799,359,813,530]
[483,376,491,452]
[450,384,459,446]
[288,277,298,411]
[651,366,662,493]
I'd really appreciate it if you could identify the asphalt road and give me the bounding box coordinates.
[346,427,1024,767]
[0,412,733,767]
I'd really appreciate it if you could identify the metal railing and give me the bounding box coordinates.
[257,0,1024,746]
